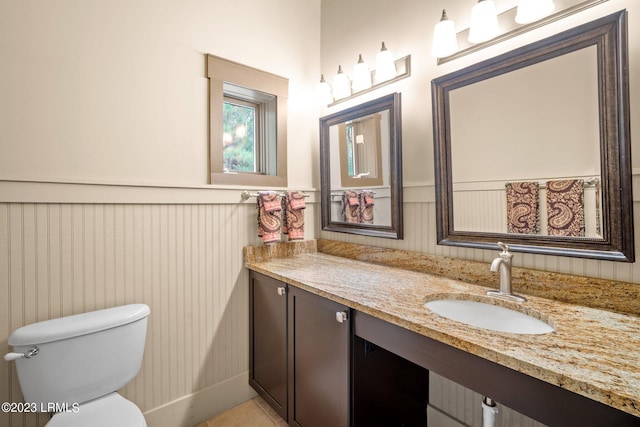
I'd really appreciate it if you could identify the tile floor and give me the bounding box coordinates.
[195,396,287,427]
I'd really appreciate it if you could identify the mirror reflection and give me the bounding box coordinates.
[331,111,389,225]
[449,45,603,238]
[339,114,384,184]
[320,93,403,239]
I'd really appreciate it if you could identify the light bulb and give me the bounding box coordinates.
[352,54,372,92]
[375,42,397,84]
[332,65,351,100]
[317,74,333,105]
[431,9,459,58]
[235,124,246,138]
[468,0,500,44]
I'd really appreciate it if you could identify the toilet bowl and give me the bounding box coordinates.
[4,304,150,426]
[46,393,146,427]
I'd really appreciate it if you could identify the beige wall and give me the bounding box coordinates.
[319,0,639,283]
[0,1,320,427]
[0,0,319,189]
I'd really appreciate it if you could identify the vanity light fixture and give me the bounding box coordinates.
[515,0,556,24]
[317,74,333,105]
[332,65,352,100]
[431,0,602,62]
[431,9,459,58]
[352,54,373,92]
[468,0,500,44]
[375,42,397,83]
[319,43,410,106]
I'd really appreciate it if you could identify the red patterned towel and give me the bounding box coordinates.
[546,179,585,236]
[359,190,375,224]
[282,191,306,240]
[256,192,282,243]
[342,190,360,223]
[506,181,539,234]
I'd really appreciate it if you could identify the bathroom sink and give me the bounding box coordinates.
[425,298,554,335]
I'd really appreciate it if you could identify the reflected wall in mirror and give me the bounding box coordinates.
[338,114,384,187]
[432,10,634,261]
[320,93,403,239]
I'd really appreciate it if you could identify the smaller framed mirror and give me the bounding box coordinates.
[320,93,403,239]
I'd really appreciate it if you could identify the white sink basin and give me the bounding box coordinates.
[425,298,554,335]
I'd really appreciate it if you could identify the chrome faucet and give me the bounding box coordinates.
[487,242,526,302]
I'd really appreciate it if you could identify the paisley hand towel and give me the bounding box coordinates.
[506,181,540,234]
[546,179,585,237]
[359,190,375,224]
[282,191,306,240]
[342,190,361,223]
[256,192,282,243]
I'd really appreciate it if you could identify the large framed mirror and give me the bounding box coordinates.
[432,10,633,261]
[320,93,403,239]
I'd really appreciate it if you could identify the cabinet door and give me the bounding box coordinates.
[249,271,288,420]
[288,287,350,427]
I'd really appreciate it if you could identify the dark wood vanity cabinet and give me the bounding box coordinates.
[249,271,350,427]
[287,285,350,427]
[251,271,640,426]
[249,271,288,420]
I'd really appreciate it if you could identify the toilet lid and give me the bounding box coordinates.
[47,393,146,427]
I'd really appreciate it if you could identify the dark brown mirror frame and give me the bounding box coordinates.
[320,93,404,239]
[432,10,634,262]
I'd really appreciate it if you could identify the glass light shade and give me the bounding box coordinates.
[375,42,397,84]
[317,74,333,105]
[235,124,246,138]
[431,9,459,58]
[352,54,372,92]
[515,0,555,24]
[468,0,500,44]
[332,65,352,100]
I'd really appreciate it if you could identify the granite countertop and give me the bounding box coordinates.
[245,247,640,419]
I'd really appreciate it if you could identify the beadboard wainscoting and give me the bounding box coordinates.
[0,199,318,427]
[428,373,546,427]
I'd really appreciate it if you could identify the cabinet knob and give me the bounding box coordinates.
[277,286,286,296]
[335,311,348,323]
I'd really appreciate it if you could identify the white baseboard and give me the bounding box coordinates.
[143,372,257,427]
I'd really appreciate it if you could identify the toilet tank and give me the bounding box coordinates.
[7,304,150,407]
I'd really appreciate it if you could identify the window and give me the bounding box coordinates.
[207,54,288,186]
[223,97,258,173]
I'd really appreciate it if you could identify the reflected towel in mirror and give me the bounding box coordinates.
[359,190,375,224]
[342,190,361,223]
[546,179,585,236]
[506,181,540,234]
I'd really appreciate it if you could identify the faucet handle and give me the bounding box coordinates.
[496,242,513,261]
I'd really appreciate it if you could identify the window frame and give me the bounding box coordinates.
[207,54,288,187]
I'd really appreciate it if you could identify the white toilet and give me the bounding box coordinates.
[4,304,150,427]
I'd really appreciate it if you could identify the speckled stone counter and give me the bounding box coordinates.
[317,239,640,316]
[244,240,640,419]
